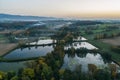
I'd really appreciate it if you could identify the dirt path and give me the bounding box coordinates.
[102,37,120,46]
[0,43,18,56]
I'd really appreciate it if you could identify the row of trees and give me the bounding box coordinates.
[1,60,120,80]
[94,32,120,40]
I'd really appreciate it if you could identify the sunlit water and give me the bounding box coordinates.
[64,42,98,50]
[26,39,56,45]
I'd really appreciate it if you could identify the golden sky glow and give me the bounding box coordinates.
[0,0,120,18]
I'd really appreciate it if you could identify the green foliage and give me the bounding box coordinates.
[6,71,16,80]
[41,63,53,80]
[94,69,111,80]
[0,71,6,80]
[18,68,35,80]
[10,76,18,80]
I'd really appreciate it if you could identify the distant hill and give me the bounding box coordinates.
[0,13,59,21]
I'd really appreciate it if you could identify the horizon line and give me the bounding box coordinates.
[1,12,120,20]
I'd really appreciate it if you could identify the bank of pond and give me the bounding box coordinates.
[0,41,120,74]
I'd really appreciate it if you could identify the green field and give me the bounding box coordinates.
[89,40,120,61]
[80,24,120,62]
[0,34,9,43]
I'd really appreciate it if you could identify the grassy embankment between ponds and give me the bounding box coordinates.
[88,40,120,62]
[0,57,40,62]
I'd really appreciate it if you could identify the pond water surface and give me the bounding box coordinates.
[61,53,120,72]
[3,45,53,60]
[26,39,56,45]
[0,61,27,72]
[64,42,98,50]
[1,38,120,73]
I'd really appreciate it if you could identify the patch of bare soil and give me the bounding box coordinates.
[0,43,18,56]
[102,37,120,46]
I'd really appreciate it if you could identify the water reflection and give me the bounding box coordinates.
[62,53,110,72]
[64,42,98,50]
[27,39,56,45]
[3,45,54,60]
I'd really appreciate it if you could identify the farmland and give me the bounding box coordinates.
[102,37,120,46]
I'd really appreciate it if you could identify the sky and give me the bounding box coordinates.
[0,0,120,18]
